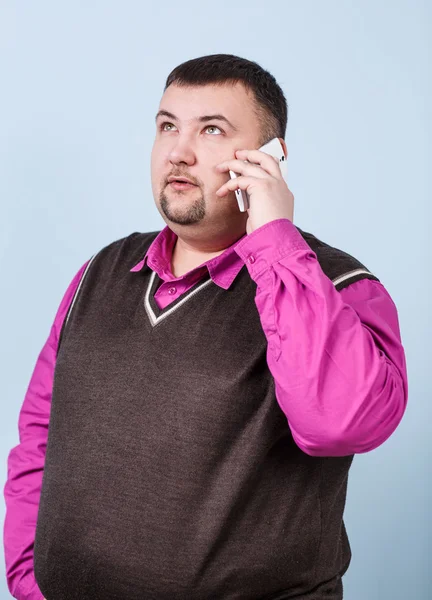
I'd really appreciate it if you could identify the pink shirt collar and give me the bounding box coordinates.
[130,226,248,290]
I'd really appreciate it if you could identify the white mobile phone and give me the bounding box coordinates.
[229,137,287,212]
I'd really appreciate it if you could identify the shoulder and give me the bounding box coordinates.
[56,231,161,352]
[295,226,380,292]
[87,230,160,272]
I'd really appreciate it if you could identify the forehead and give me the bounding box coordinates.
[158,82,258,125]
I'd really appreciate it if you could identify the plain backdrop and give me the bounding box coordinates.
[1,1,430,598]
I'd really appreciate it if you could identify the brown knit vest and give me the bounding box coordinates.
[34,228,379,599]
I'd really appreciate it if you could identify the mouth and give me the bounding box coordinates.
[167,176,198,191]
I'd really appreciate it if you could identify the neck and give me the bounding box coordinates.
[170,230,246,278]
[171,239,224,278]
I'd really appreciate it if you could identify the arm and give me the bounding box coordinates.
[235,219,408,457]
[3,261,90,600]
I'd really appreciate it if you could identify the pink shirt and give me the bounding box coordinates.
[3,218,408,600]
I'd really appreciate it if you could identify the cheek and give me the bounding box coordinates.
[202,157,228,188]
[212,168,230,192]
[209,149,235,184]
[150,149,165,186]
[150,144,161,169]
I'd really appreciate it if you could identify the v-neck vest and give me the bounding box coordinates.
[34,229,378,600]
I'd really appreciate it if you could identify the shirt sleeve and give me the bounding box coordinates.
[3,261,90,600]
[234,218,408,457]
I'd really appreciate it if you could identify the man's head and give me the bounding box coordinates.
[151,54,288,248]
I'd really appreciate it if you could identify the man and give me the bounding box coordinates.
[4,54,408,600]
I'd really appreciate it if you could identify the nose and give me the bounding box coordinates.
[168,135,196,167]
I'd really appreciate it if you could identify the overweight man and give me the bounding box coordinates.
[4,54,408,600]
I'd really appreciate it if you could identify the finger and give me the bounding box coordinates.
[216,159,269,179]
[235,149,283,179]
[216,175,256,197]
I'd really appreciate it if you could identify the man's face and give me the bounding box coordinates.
[151,82,263,236]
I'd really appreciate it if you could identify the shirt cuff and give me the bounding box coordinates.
[234,219,314,279]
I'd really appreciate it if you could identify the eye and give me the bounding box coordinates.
[160,122,177,132]
[204,125,223,135]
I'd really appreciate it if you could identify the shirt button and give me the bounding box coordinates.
[248,255,256,264]
[168,286,177,295]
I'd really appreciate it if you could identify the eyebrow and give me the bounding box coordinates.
[155,110,238,131]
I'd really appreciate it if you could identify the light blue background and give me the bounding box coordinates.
[1,1,430,598]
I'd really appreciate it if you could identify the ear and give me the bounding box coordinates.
[279,138,288,159]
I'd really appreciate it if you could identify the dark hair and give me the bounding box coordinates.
[164,54,288,145]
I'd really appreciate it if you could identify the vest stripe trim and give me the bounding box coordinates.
[332,268,373,287]
[144,270,214,327]
[65,253,98,327]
